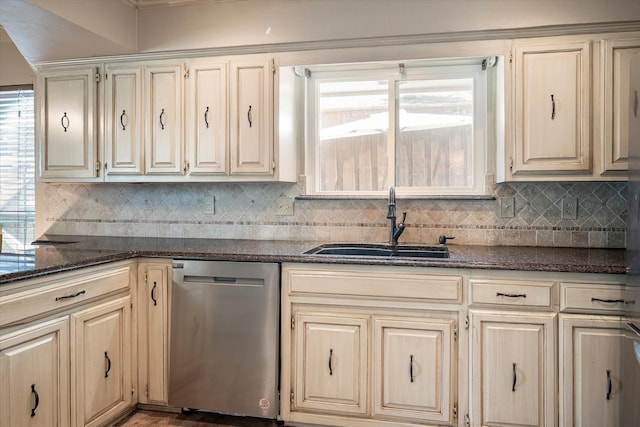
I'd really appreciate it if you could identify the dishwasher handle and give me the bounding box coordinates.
[182,274,264,286]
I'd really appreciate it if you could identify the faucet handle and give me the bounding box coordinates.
[438,235,455,245]
[399,212,407,226]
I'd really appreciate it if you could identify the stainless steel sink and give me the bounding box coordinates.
[304,243,449,258]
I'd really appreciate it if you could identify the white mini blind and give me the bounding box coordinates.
[0,87,35,252]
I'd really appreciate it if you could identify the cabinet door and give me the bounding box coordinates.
[293,313,368,415]
[187,62,228,175]
[513,42,591,176]
[470,311,556,427]
[602,40,640,174]
[373,317,456,424]
[559,315,637,427]
[37,67,99,180]
[0,317,70,427]
[137,263,170,405]
[145,65,184,175]
[229,59,273,176]
[71,297,132,427]
[105,65,144,177]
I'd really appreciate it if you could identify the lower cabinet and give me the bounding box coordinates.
[559,315,640,427]
[470,311,556,427]
[71,296,133,427]
[0,317,70,427]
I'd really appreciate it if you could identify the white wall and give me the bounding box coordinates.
[0,27,34,86]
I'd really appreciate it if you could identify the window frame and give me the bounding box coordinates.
[304,58,490,197]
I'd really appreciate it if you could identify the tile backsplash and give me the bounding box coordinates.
[38,180,627,248]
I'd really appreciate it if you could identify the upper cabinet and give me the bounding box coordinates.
[512,41,592,177]
[37,55,296,183]
[37,66,100,181]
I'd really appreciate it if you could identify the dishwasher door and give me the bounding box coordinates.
[169,260,279,418]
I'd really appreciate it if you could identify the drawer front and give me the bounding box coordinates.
[287,268,462,303]
[469,279,555,309]
[561,283,630,313]
[0,265,131,327]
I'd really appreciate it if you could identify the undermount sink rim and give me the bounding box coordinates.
[304,242,450,259]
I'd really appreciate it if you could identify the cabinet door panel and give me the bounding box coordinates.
[72,297,132,427]
[373,317,455,424]
[145,66,183,175]
[0,318,69,427]
[294,313,368,415]
[143,264,169,404]
[105,66,143,176]
[513,42,591,175]
[38,68,98,180]
[188,63,227,174]
[471,311,556,427]
[230,60,273,175]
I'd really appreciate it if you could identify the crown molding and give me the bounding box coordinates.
[121,0,241,9]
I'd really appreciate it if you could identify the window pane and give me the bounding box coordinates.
[317,80,389,192]
[395,78,474,189]
[0,89,35,253]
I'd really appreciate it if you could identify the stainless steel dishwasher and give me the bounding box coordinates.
[169,260,280,418]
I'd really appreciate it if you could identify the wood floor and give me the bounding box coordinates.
[114,410,284,427]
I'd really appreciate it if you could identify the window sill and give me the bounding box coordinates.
[295,194,496,201]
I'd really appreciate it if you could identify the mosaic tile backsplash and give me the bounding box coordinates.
[38,180,627,248]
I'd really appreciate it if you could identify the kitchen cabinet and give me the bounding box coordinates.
[71,296,132,427]
[0,261,135,427]
[137,260,170,406]
[104,64,144,178]
[511,40,592,178]
[0,317,70,427]
[282,263,461,427]
[601,38,640,175]
[37,66,101,181]
[293,312,369,416]
[145,64,185,176]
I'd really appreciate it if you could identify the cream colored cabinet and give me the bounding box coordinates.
[559,315,630,427]
[71,296,132,427]
[229,59,274,176]
[293,312,368,416]
[0,317,70,427]
[470,311,556,427]
[601,38,640,175]
[186,61,228,175]
[145,65,185,176]
[104,65,144,178]
[373,317,456,425]
[511,40,592,178]
[137,261,170,406]
[37,66,100,181]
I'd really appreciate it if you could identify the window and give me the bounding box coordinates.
[305,58,490,196]
[0,87,35,252]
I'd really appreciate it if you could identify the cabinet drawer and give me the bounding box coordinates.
[286,267,462,303]
[0,265,131,327]
[469,279,555,309]
[561,283,631,313]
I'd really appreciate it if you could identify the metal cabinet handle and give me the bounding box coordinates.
[61,112,69,132]
[151,281,157,306]
[606,369,612,400]
[247,105,253,128]
[591,297,625,304]
[328,348,333,376]
[512,363,517,392]
[551,94,556,120]
[634,90,638,118]
[30,384,39,417]
[55,290,86,301]
[120,110,127,131]
[497,292,527,299]
[409,354,415,383]
[104,351,111,378]
[159,108,165,130]
[204,106,210,128]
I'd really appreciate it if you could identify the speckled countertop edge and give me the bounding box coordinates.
[0,235,627,286]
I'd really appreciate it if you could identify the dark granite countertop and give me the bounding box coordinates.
[0,235,627,286]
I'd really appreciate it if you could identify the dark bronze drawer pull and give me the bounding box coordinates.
[497,292,527,298]
[105,351,111,378]
[30,384,39,417]
[591,298,624,304]
[55,290,86,301]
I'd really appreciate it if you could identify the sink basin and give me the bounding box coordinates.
[304,243,449,259]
